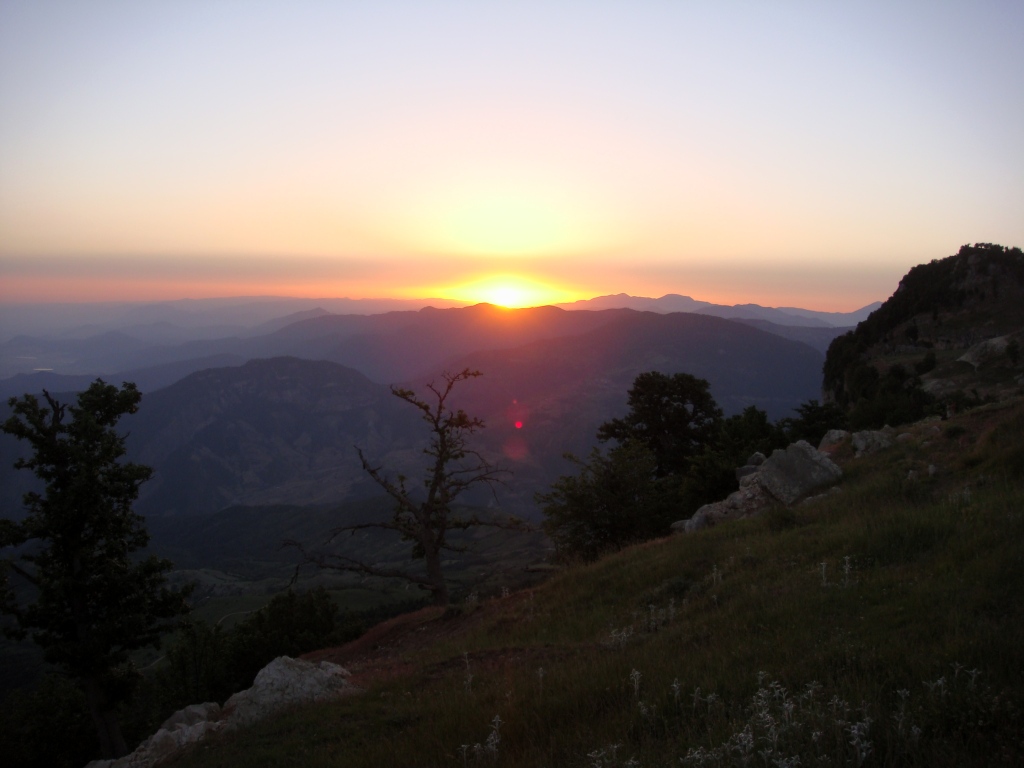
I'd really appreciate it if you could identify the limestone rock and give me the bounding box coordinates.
[159,702,221,731]
[818,429,849,454]
[851,430,894,457]
[681,482,775,533]
[86,702,223,768]
[958,334,1015,369]
[676,440,842,533]
[85,658,359,768]
[734,451,768,481]
[747,452,767,466]
[222,656,359,730]
[757,441,843,506]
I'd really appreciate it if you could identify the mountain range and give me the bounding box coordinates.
[0,305,826,520]
[0,294,875,383]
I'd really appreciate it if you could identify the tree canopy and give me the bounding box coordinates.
[1,381,189,759]
[597,371,722,477]
[541,371,727,561]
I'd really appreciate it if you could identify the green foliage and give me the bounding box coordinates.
[0,673,95,768]
[541,372,730,561]
[538,442,672,562]
[597,371,722,478]
[823,243,1023,424]
[846,369,937,430]
[227,588,342,690]
[145,588,351,713]
[3,587,403,764]
[541,382,846,562]
[676,406,789,516]
[1,381,190,759]
[780,399,848,446]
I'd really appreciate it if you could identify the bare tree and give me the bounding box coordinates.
[292,369,518,606]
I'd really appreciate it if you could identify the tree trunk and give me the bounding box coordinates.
[83,675,129,759]
[423,544,449,607]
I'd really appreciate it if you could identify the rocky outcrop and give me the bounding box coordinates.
[817,429,849,454]
[851,428,895,457]
[85,657,360,768]
[222,656,357,730]
[756,441,844,505]
[675,441,842,534]
[958,333,1018,370]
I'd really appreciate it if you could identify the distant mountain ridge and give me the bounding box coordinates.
[557,293,880,327]
[1,311,825,519]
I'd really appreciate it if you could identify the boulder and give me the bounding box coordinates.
[818,429,849,454]
[734,451,768,481]
[746,451,767,466]
[222,656,359,730]
[86,703,223,768]
[957,334,1015,369]
[680,482,775,533]
[852,429,894,457]
[675,440,842,534]
[756,441,843,505]
[85,658,359,768]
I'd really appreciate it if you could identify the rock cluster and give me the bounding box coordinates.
[851,428,895,457]
[674,440,843,534]
[85,657,360,768]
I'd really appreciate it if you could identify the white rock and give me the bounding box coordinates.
[222,656,359,730]
[84,658,359,768]
[818,429,849,453]
[852,430,894,457]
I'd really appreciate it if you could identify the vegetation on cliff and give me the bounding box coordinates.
[823,243,1024,429]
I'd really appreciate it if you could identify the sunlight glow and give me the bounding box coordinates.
[400,175,618,260]
[443,275,576,308]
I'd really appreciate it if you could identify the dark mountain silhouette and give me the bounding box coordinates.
[1,299,865,384]
[824,243,1024,409]
[1,312,825,520]
[0,354,247,402]
[125,358,423,516]
[427,312,824,512]
[0,309,823,520]
[0,304,634,385]
[558,294,880,327]
[733,319,853,354]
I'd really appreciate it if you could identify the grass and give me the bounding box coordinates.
[163,401,1024,767]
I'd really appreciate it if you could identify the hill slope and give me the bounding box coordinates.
[162,398,1024,767]
[824,243,1024,414]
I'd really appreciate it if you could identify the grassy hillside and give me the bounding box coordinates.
[164,401,1024,766]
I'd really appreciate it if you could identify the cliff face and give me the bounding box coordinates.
[823,244,1024,420]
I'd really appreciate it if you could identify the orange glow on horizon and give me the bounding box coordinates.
[0,265,890,313]
[436,274,581,308]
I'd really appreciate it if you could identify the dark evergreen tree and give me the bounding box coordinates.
[597,371,722,477]
[0,381,189,759]
[538,441,670,562]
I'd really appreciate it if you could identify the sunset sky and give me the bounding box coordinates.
[1,1,1022,310]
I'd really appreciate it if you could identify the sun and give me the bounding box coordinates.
[445,275,577,308]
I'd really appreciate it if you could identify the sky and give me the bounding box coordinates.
[1,1,1022,310]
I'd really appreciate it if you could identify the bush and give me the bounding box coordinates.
[539,442,674,562]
